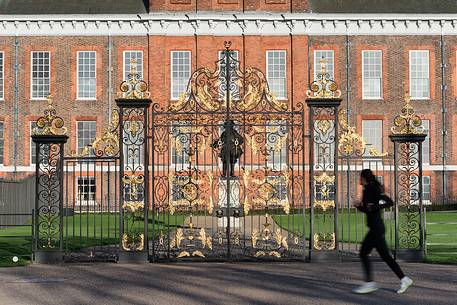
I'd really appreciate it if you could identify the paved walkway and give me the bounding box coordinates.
[0,262,456,305]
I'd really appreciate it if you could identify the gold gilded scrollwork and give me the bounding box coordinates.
[338,109,388,157]
[122,233,144,251]
[118,58,150,99]
[33,96,67,136]
[243,170,251,215]
[198,228,213,250]
[92,109,119,157]
[123,174,144,200]
[306,58,342,99]
[168,42,288,113]
[207,172,214,214]
[314,173,335,211]
[391,90,425,135]
[313,233,336,250]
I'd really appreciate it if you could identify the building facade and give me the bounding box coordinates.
[1,0,457,204]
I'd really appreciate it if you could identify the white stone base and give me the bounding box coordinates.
[217,217,241,229]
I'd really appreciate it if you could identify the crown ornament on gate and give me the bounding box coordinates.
[391,90,425,135]
[33,96,67,136]
[306,57,341,99]
[118,58,150,99]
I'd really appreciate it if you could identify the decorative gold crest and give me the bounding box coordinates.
[306,58,342,99]
[391,90,425,135]
[118,58,150,99]
[33,96,67,136]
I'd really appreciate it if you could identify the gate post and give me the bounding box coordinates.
[32,97,68,263]
[306,60,342,262]
[116,60,151,262]
[389,93,426,262]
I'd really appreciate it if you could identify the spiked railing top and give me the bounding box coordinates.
[306,57,342,99]
[118,58,150,99]
[391,90,425,135]
[33,96,67,136]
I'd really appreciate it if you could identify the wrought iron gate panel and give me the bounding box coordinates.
[149,42,307,261]
[337,109,395,258]
[61,110,121,262]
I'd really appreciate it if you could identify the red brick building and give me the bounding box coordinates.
[1,0,457,204]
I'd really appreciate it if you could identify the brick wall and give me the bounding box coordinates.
[149,0,309,12]
[0,33,455,201]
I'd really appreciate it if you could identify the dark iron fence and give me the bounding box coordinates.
[0,176,35,264]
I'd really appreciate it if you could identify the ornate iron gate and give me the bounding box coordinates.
[148,42,307,261]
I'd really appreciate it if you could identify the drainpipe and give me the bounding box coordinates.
[13,37,19,178]
[108,34,113,123]
[440,32,447,205]
[345,31,351,211]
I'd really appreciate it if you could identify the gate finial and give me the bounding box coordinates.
[118,58,150,99]
[391,88,425,135]
[306,57,341,99]
[33,95,67,136]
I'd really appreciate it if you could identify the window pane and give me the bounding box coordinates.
[171,121,190,169]
[314,50,334,80]
[76,121,96,155]
[409,50,430,99]
[31,51,51,99]
[362,50,382,99]
[218,50,239,99]
[123,51,143,80]
[171,51,191,100]
[266,120,288,169]
[362,120,383,156]
[30,122,37,164]
[77,177,96,203]
[267,51,287,99]
[422,120,430,164]
[77,51,97,99]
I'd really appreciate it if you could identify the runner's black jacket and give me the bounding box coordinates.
[356,182,393,232]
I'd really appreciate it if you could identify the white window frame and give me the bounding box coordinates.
[422,120,430,165]
[123,50,143,80]
[123,127,145,168]
[362,50,383,100]
[170,51,191,100]
[76,51,97,100]
[30,122,37,165]
[218,50,239,99]
[0,51,4,100]
[313,120,335,165]
[76,121,96,156]
[266,50,287,100]
[423,176,431,204]
[266,120,288,169]
[362,120,383,156]
[30,51,51,100]
[170,121,190,169]
[314,50,334,80]
[77,177,96,205]
[409,50,430,100]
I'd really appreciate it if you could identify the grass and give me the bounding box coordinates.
[1,210,456,266]
[0,212,186,267]
[273,209,457,264]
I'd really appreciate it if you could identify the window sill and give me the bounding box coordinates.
[410,98,430,101]
[30,98,49,102]
[362,98,383,101]
[76,99,97,102]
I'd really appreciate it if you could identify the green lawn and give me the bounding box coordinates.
[1,210,456,266]
[0,213,186,267]
[273,210,457,264]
